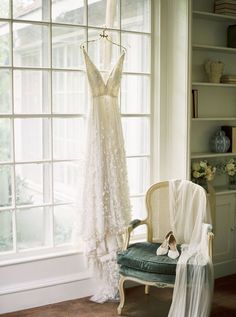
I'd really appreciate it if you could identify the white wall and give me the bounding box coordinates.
[0,252,98,313]
[157,0,190,181]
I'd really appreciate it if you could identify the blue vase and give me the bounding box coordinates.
[210,130,230,153]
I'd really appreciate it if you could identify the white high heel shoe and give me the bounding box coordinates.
[167,234,179,259]
[156,231,173,255]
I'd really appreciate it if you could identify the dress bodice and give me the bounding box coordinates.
[82,48,125,98]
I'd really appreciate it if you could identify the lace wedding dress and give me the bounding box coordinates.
[81,47,131,302]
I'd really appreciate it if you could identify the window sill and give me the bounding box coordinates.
[0,247,81,267]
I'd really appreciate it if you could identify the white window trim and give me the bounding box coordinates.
[0,0,154,264]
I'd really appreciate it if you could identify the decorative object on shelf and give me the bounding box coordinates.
[221,74,236,84]
[227,24,236,47]
[214,0,236,16]
[225,158,236,189]
[204,60,224,83]
[191,160,216,191]
[191,89,198,118]
[210,129,230,153]
[222,125,236,152]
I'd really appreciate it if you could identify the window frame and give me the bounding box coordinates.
[0,0,153,263]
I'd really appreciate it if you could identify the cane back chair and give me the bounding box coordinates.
[117,180,214,315]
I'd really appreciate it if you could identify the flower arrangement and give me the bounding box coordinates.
[191,160,216,182]
[225,158,236,176]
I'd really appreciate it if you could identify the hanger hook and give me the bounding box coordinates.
[100,26,108,39]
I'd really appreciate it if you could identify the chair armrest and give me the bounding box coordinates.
[208,231,214,259]
[202,223,214,259]
[122,219,146,250]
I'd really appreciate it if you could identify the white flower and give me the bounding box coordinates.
[193,171,201,178]
[225,159,236,176]
[200,161,207,169]
[192,162,201,171]
[191,160,216,182]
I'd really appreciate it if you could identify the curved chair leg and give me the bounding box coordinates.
[145,285,150,295]
[117,276,126,315]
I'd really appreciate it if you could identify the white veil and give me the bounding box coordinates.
[168,180,214,317]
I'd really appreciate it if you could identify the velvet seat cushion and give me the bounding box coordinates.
[117,242,181,276]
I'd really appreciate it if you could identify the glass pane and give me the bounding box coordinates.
[122,117,150,156]
[52,26,85,69]
[122,33,150,73]
[87,29,120,71]
[54,205,77,246]
[52,71,86,114]
[0,210,13,252]
[14,118,51,162]
[13,0,50,21]
[0,69,11,113]
[14,70,50,114]
[0,165,12,207]
[53,118,85,160]
[127,157,149,195]
[52,0,85,25]
[88,0,119,28]
[0,0,9,18]
[130,196,146,235]
[15,163,51,206]
[0,118,12,162]
[13,23,49,67]
[16,206,51,250]
[0,22,10,66]
[121,75,150,114]
[54,161,83,204]
[121,0,151,32]
[131,196,146,219]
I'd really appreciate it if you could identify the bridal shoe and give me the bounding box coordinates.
[156,231,173,255]
[167,234,179,259]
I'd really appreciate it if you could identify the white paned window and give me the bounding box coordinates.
[0,0,151,259]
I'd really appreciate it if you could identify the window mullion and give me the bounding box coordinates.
[49,0,55,248]
[9,0,17,253]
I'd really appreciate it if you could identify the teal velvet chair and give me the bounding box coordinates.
[117,181,214,315]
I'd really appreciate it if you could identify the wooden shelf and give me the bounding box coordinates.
[192,82,236,88]
[214,185,236,195]
[192,44,236,53]
[193,10,236,22]
[191,152,236,159]
[192,117,236,121]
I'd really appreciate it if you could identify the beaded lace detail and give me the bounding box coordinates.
[81,48,131,303]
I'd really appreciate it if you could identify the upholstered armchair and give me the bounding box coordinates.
[117,180,214,315]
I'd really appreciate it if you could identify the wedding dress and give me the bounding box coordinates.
[81,47,131,302]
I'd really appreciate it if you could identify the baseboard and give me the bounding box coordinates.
[214,260,236,278]
[0,274,97,314]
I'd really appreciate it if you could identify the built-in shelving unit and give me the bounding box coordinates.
[191,1,236,172]
[191,0,236,279]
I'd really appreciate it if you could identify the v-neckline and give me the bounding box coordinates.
[82,47,125,87]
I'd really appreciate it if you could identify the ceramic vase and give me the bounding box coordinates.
[210,130,230,153]
[204,60,225,83]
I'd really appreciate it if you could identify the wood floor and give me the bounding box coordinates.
[2,274,236,317]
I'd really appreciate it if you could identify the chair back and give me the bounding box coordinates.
[145,181,171,243]
[145,180,212,245]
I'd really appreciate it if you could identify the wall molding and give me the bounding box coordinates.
[0,272,91,296]
[214,260,236,278]
[0,273,97,314]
